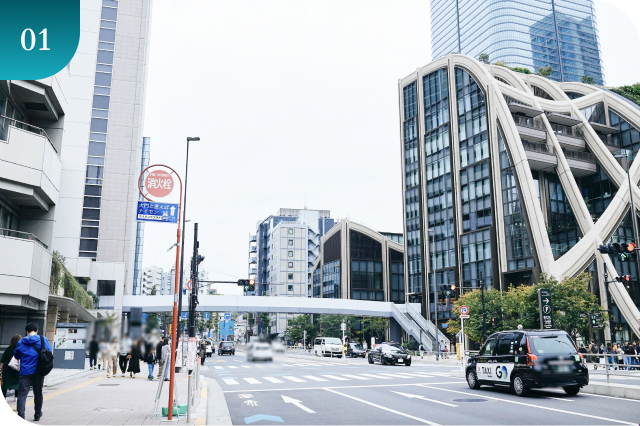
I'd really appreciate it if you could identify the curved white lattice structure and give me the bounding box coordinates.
[399,54,640,336]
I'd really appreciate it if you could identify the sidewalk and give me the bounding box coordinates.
[3,366,199,425]
[44,358,97,388]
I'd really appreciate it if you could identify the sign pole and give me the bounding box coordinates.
[460,318,465,370]
[138,165,182,421]
[537,288,553,330]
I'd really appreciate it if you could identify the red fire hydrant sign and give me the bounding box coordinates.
[145,170,174,198]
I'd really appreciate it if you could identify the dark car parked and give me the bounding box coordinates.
[347,343,366,358]
[218,341,235,355]
[368,343,412,366]
[466,329,589,397]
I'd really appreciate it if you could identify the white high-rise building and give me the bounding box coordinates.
[141,266,163,295]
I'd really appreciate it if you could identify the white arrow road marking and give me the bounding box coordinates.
[391,391,458,407]
[282,395,315,413]
[323,388,440,425]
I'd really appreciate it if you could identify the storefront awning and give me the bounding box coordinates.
[48,295,96,323]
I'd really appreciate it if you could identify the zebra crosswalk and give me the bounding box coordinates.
[219,371,441,386]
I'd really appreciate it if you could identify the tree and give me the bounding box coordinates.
[581,74,595,84]
[259,312,271,335]
[610,83,640,106]
[537,66,553,78]
[446,273,605,344]
[478,53,490,64]
[284,314,318,343]
[362,317,389,343]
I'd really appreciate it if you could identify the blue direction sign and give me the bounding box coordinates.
[224,313,230,320]
[181,312,188,320]
[136,201,179,223]
[203,313,210,320]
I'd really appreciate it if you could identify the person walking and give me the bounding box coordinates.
[161,339,171,381]
[106,337,119,378]
[118,334,132,377]
[439,340,445,359]
[14,322,53,421]
[623,341,632,370]
[0,334,22,398]
[89,336,99,370]
[127,339,142,378]
[199,341,207,366]
[146,347,157,380]
[98,338,108,370]
[156,338,165,379]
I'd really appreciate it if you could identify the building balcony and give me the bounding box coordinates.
[0,120,61,210]
[512,114,547,142]
[562,148,597,177]
[249,257,257,264]
[250,234,257,242]
[249,245,257,253]
[0,230,52,309]
[522,141,556,170]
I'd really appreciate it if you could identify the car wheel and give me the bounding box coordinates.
[368,355,374,364]
[466,369,481,389]
[512,374,528,397]
[380,357,386,366]
[405,360,411,366]
[563,386,580,396]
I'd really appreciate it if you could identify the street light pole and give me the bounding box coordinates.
[428,228,439,359]
[177,136,200,350]
[479,271,486,343]
[623,154,640,285]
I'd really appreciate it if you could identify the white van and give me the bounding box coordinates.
[314,337,343,358]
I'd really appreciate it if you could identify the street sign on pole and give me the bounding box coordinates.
[459,306,469,315]
[538,288,553,329]
[181,312,188,320]
[136,201,179,223]
[203,312,210,320]
[145,170,174,198]
[578,313,588,318]
[459,314,470,319]
[224,313,231,320]
[340,322,346,331]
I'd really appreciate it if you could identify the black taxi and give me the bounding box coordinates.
[466,329,589,397]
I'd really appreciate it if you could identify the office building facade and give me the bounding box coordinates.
[399,54,640,341]
[50,0,152,314]
[431,0,605,84]
[311,219,405,304]
[133,136,151,295]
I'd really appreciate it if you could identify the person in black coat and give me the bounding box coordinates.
[89,336,99,370]
[127,339,142,378]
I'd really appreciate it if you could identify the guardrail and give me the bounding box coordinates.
[584,353,640,383]
[0,228,48,249]
[0,115,57,154]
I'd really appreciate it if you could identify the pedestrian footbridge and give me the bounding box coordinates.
[121,295,447,350]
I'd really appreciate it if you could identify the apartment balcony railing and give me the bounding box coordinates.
[0,228,48,249]
[0,116,57,154]
[562,148,595,163]
[522,140,553,155]
[249,235,257,242]
[550,122,584,139]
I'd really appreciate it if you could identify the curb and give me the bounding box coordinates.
[206,373,232,425]
[195,376,207,425]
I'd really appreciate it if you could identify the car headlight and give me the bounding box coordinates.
[407,355,411,359]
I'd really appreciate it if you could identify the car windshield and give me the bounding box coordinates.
[388,344,405,352]
[352,344,363,350]
[255,344,270,349]
[528,334,577,355]
[223,343,233,347]
[325,338,342,345]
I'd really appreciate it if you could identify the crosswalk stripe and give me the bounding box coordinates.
[341,374,371,380]
[228,366,238,369]
[409,372,436,377]
[243,378,261,384]
[379,373,414,378]
[283,376,307,383]
[302,375,329,382]
[360,374,391,379]
[263,377,284,383]
[321,375,349,381]
[241,366,251,369]
[214,366,223,370]
[222,379,239,385]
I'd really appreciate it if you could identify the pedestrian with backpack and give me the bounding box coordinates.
[14,322,54,421]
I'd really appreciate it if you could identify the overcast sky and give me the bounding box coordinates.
[141,0,640,292]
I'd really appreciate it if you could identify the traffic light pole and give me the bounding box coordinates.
[623,157,640,290]
[188,223,198,341]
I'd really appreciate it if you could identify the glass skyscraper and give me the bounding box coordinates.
[431,0,605,84]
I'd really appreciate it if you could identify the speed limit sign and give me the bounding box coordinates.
[459,305,469,315]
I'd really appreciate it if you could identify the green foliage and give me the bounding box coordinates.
[87,290,99,307]
[446,273,605,343]
[50,251,93,309]
[284,314,318,343]
[478,53,490,64]
[150,284,157,295]
[493,61,531,75]
[361,317,389,343]
[581,74,595,84]
[610,83,640,107]
[259,312,271,335]
[537,66,553,77]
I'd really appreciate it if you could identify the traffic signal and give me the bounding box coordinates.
[196,254,205,265]
[440,284,457,297]
[491,315,496,327]
[615,275,633,283]
[597,242,637,262]
[237,279,256,291]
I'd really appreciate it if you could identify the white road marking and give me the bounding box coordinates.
[282,395,315,414]
[263,377,284,384]
[341,374,371,380]
[228,366,238,369]
[222,381,465,393]
[303,375,329,382]
[243,378,261,384]
[241,366,251,369]
[419,385,636,425]
[321,375,350,381]
[391,391,458,407]
[378,373,415,379]
[359,374,391,379]
[323,388,440,425]
[222,379,239,385]
[545,396,574,402]
[283,376,307,383]
[214,366,223,370]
